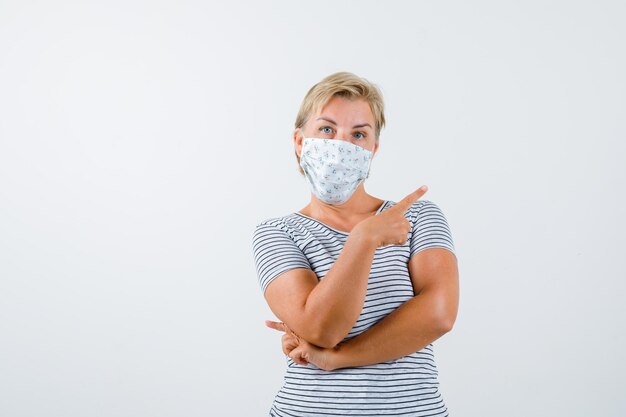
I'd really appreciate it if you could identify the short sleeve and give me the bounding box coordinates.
[409,200,456,259]
[252,221,312,294]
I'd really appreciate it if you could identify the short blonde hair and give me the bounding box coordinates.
[294,72,385,174]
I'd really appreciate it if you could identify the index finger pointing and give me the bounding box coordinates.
[394,185,428,213]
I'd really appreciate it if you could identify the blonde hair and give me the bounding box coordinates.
[294,72,386,174]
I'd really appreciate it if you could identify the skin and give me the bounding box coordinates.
[263,95,460,370]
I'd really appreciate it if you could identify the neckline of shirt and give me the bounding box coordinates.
[293,200,389,235]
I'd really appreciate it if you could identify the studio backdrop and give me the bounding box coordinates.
[0,1,624,416]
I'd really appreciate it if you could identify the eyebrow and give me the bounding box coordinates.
[316,117,372,129]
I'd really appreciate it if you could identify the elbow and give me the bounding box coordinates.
[303,321,346,349]
[307,329,343,349]
[439,319,454,334]
[298,309,352,348]
[313,338,339,350]
[436,314,456,334]
[432,295,458,335]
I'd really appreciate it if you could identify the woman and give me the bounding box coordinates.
[252,72,459,416]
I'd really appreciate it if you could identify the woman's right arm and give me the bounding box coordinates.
[263,228,377,349]
[262,187,428,349]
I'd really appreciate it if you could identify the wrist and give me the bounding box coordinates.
[349,223,378,249]
[328,341,353,370]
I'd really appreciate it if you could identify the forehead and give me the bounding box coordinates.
[313,96,374,125]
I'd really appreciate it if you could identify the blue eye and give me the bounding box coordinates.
[320,127,333,134]
[354,132,365,140]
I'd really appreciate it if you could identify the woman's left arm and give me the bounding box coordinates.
[268,247,459,370]
[327,247,459,369]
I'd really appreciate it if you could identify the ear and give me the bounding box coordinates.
[372,141,379,156]
[293,129,304,158]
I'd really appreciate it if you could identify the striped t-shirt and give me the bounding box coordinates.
[252,199,456,417]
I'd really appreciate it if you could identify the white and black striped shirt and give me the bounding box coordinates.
[252,199,456,417]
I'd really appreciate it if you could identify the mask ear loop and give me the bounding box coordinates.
[298,128,307,161]
[364,141,375,179]
[299,128,311,153]
[298,129,311,174]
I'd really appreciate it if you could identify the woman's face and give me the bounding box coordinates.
[295,95,379,158]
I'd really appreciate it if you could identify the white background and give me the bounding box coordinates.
[1,1,624,416]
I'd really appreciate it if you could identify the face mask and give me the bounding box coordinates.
[299,135,374,205]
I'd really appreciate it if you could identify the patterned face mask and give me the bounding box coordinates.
[299,135,374,205]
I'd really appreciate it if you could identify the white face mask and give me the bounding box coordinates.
[299,135,374,205]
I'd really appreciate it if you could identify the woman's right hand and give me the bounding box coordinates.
[354,186,428,248]
[266,320,337,370]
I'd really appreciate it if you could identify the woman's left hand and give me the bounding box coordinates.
[265,320,338,371]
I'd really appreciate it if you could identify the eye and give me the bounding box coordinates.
[354,131,366,140]
[320,126,334,134]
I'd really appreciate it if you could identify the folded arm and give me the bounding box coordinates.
[264,228,378,348]
[272,247,459,370]
[259,190,432,350]
[332,248,459,368]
